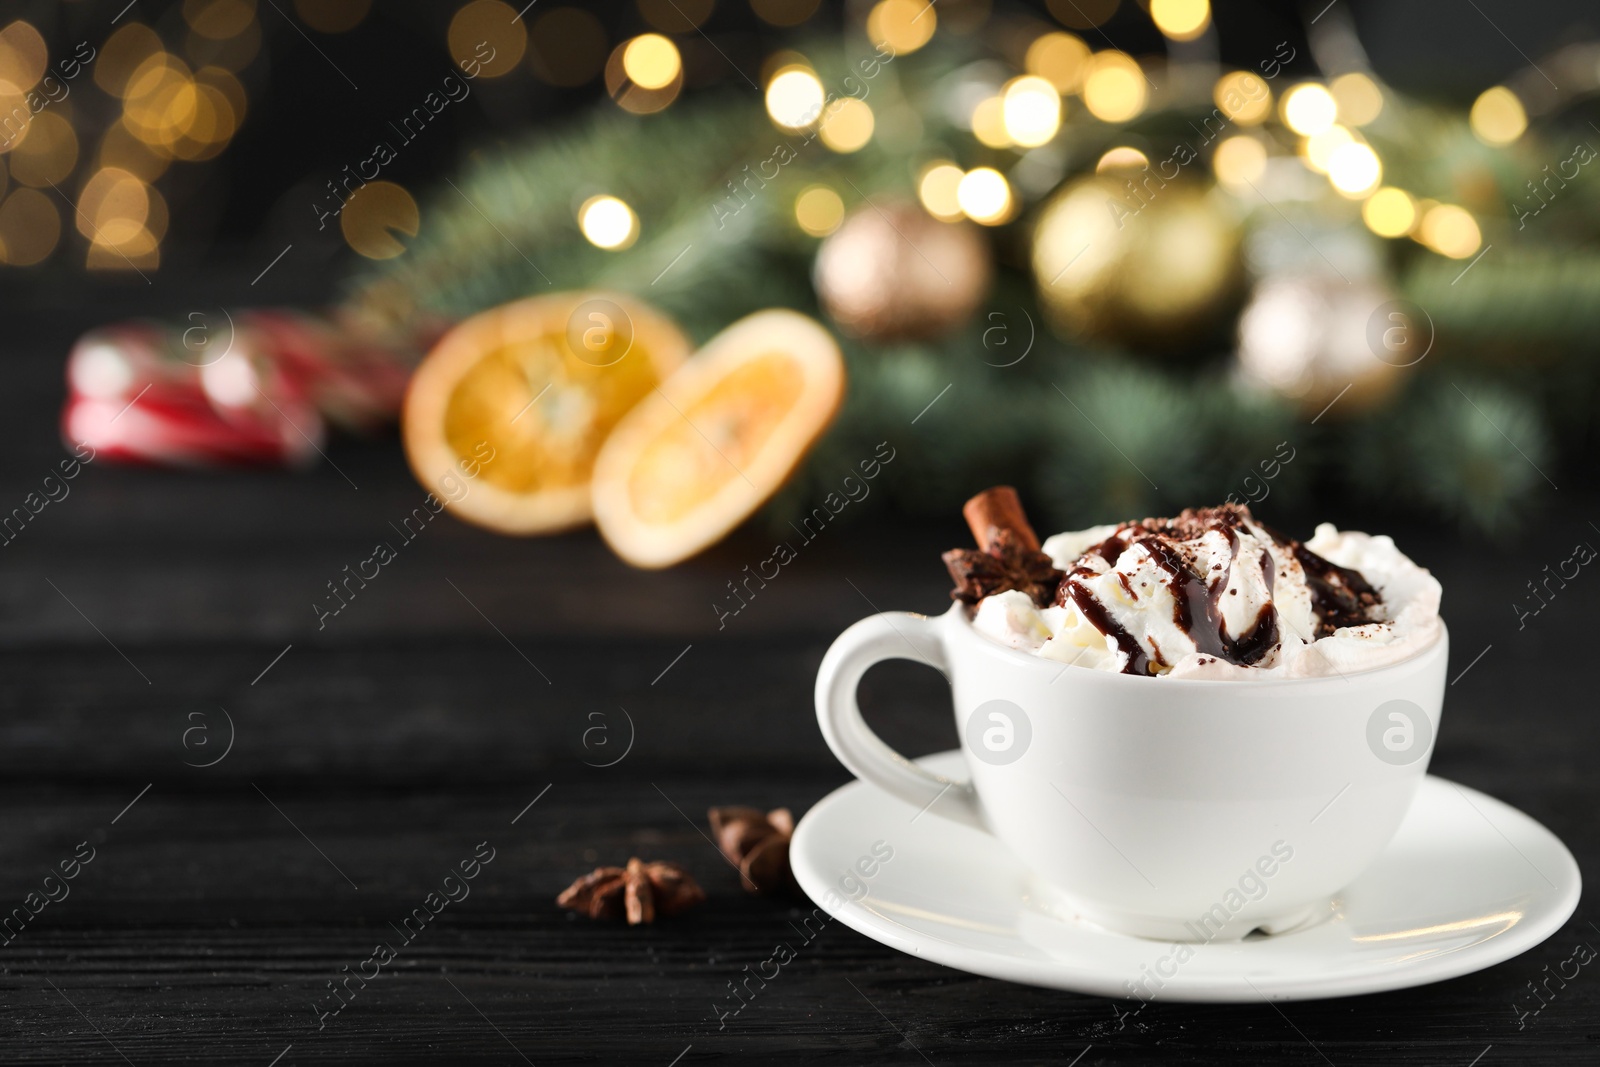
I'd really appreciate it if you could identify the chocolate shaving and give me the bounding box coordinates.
[556,858,705,924]
[944,487,1064,607]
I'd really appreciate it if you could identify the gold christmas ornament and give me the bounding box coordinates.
[1032,175,1242,349]
[1235,274,1403,418]
[813,201,992,342]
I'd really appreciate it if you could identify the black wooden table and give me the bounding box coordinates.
[1,281,1595,1065]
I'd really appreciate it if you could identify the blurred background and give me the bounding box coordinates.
[5,0,1600,548]
[3,7,1598,1059]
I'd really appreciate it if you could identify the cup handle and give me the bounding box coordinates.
[815,611,986,831]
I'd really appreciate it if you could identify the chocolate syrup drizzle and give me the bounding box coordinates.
[1052,505,1377,675]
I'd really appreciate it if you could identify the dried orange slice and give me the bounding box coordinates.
[403,292,689,534]
[592,309,845,568]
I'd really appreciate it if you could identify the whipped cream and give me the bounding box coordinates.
[969,506,1441,679]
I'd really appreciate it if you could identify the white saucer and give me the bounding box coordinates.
[792,751,1581,1002]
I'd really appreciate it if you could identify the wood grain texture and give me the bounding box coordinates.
[0,287,1594,1064]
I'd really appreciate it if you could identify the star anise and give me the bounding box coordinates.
[708,806,796,895]
[556,858,705,924]
[943,486,1064,607]
[943,527,1064,607]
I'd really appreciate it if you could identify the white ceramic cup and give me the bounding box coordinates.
[816,603,1448,941]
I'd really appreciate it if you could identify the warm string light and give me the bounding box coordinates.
[1470,86,1527,146]
[970,95,1010,148]
[1213,71,1272,125]
[1301,125,1352,173]
[607,33,682,113]
[917,161,964,221]
[794,184,843,236]
[1281,83,1337,136]
[1417,203,1481,258]
[1001,75,1061,148]
[578,194,639,250]
[341,180,419,260]
[1081,51,1146,122]
[1327,141,1381,197]
[866,0,936,55]
[1212,135,1266,189]
[957,167,1012,225]
[1150,0,1210,42]
[621,34,681,90]
[819,97,874,152]
[1363,187,1415,237]
[765,66,825,129]
[293,0,371,34]
[1330,72,1383,126]
[1026,32,1089,94]
[1095,146,1149,173]
[447,1,526,77]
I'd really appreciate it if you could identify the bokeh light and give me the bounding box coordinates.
[1150,0,1210,42]
[78,163,166,267]
[1282,83,1337,136]
[1330,72,1383,127]
[96,23,164,97]
[917,161,964,221]
[198,65,247,127]
[528,8,607,86]
[0,21,47,92]
[0,186,58,265]
[449,0,527,78]
[341,180,420,259]
[1362,186,1415,237]
[1213,70,1271,125]
[867,0,936,56]
[1025,32,1089,94]
[104,44,242,165]
[185,18,261,73]
[121,54,196,146]
[98,118,171,182]
[819,97,874,152]
[172,82,239,160]
[970,96,1009,148]
[1470,86,1527,146]
[794,184,844,236]
[957,166,1012,225]
[606,37,682,112]
[750,0,821,27]
[1002,75,1061,148]
[1095,146,1148,172]
[183,0,256,40]
[766,66,825,129]
[622,34,681,90]
[294,0,371,33]
[1302,124,1352,174]
[8,111,78,186]
[1212,135,1266,189]
[78,167,150,243]
[1417,203,1481,258]
[1082,51,1146,122]
[1327,141,1381,197]
[1046,0,1118,31]
[578,194,639,250]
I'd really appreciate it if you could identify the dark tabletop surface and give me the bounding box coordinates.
[0,275,1595,1065]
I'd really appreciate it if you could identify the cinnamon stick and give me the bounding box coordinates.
[962,486,1039,553]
